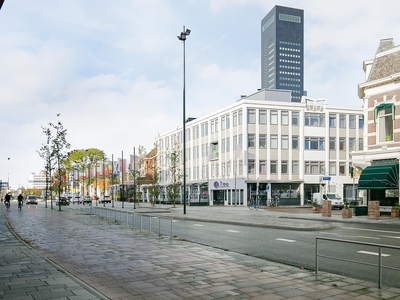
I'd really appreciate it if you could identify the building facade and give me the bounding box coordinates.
[158,89,363,206]
[352,38,400,207]
[27,171,47,189]
[261,5,304,102]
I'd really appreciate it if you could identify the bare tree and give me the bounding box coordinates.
[166,139,181,208]
[37,125,53,208]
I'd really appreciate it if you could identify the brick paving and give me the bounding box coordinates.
[1,201,400,299]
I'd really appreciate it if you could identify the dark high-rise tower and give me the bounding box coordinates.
[261,5,304,102]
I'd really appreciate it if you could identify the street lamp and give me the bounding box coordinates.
[177,26,190,215]
[7,157,10,190]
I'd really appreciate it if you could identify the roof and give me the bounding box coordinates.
[367,38,400,82]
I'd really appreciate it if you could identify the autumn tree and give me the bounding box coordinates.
[166,139,181,208]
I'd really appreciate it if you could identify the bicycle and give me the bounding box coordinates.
[18,200,23,210]
[247,196,259,210]
[267,195,280,207]
[5,201,10,210]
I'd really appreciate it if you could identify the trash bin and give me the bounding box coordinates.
[353,206,368,216]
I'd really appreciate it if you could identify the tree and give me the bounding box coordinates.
[166,139,181,208]
[49,114,71,211]
[147,147,160,206]
[37,125,53,208]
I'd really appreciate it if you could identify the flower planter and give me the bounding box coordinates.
[342,208,353,218]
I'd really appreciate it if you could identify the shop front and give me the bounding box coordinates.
[210,178,245,206]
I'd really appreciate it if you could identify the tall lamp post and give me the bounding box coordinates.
[177,26,190,215]
[7,157,10,190]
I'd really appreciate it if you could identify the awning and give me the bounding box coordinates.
[358,163,399,190]
[374,102,395,123]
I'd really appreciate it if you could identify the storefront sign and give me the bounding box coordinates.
[213,181,230,188]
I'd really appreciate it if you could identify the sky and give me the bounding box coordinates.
[1,0,400,190]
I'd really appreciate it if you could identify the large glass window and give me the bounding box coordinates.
[259,110,267,124]
[270,135,278,149]
[248,160,255,174]
[226,137,230,152]
[339,162,346,175]
[281,111,289,125]
[260,160,267,174]
[281,161,288,174]
[221,139,225,153]
[378,107,394,142]
[238,110,242,125]
[305,137,324,150]
[339,137,346,151]
[305,113,325,127]
[349,115,356,129]
[292,161,299,175]
[329,162,336,175]
[233,112,238,127]
[248,134,255,148]
[259,134,267,148]
[292,111,299,125]
[281,135,289,149]
[339,115,346,128]
[305,161,325,175]
[329,114,336,128]
[349,138,356,151]
[248,109,256,124]
[270,111,278,125]
[226,115,230,129]
[292,136,298,149]
[221,117,225,130]
[270,160,277,174]
[358,116,364,129]
[330,137,336,150]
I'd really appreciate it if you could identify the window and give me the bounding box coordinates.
[259,110,267,124]
[239,160,243,175]
[221,139,225,153]
[270,135,278,149]
[186,129,190,142]
[201,124,205,137]
[247,109,256,124]
[349,138,356,151]
[292,136,298,149]
[377,106,394,142]
[305,161,325,175]
[330,137,336,150]
[226,115,230,129]
[204,122,208,136]
[221,116,225,130]
[233,112,237,127]
[349,115,356,129]
[239,134,243,147]
[339,114,346,128]
[358,116,364,129]
[305,113,324,127]
[248,134,255,148]
[358,138,363,150]
[226,137,230,152]
[339,137,346,151]
[233,135,237,149]
[211,120,214,134]
[339,162,346,175]
[211,142,218,160]
[260,160,267,174]
[292,161,299,174]
[329,162,336,175]
[281,135,289,149]
[292,111,299,125]
[248,160,255,174]
[305,137,324,150]
[281,161,288,174]
[329,114,336,128]
[238,110,242,125]
[222,163,225,176]
[227,161,231,176]
[215,118,219,132]
[270,111,278,125]
[281,111,289,125]
[259,134,267,148]
[270,160,277,174]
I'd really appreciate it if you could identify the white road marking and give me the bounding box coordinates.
[357,236,380,240]
[357,251,390,257]
[318,232,338,235]
[378,235,400,239]
[226,230,239,233]
[276,238,296,243]
[343,227,400,234]
[193,224,204,227]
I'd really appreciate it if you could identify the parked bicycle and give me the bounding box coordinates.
[247,196,260,210]
[267,195,280,207]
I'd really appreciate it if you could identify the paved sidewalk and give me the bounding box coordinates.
[2,202,400,299]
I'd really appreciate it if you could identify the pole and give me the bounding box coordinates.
[103,160,105,207]
[7,157,10,190]
[134,147,136,209]
[122,150,124,208]
[112,154,114,208]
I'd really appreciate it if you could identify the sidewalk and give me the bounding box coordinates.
[2,202,400,299]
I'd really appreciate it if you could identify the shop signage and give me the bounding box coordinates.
[213,181,230,188]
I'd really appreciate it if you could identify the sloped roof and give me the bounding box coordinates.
[367,38,400,81]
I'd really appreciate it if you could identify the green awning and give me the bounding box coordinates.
[374,102,395,123]
[358,163,399,190]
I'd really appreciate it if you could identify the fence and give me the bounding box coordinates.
[92,207,173,239]
[316,237,400,288]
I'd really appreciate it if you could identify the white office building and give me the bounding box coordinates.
[158,89,363,206]
[27,171,47,190]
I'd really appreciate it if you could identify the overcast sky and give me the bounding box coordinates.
[1,0,400,190]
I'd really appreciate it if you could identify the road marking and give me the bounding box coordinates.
[193,224,204,227]
[357,251,390,257]
[378,235,400,239]
[276,238,296,243]
[226,230,239,233]
[343,227,400,234]
[357,236,380,240]
[318,232,338,235]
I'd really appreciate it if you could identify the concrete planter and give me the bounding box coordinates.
[342,208,353,218]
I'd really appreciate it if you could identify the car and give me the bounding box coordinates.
[81,196,92,205]
[71,196,80,204]
[26,195,38,205]
[99,196,111,203]
[57,197,69,206]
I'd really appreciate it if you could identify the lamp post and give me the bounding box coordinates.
[177,26,190,215]
[7,157,10,190]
